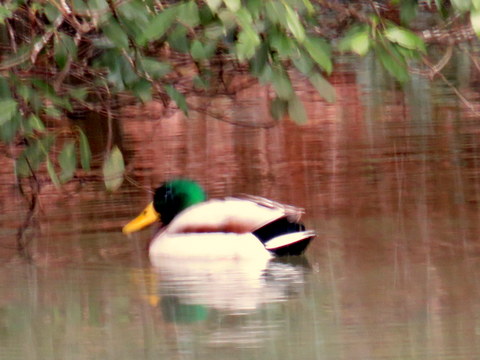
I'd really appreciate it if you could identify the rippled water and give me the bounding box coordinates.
[2,55,480,359]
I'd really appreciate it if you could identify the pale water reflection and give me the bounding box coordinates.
[1,241,480,359]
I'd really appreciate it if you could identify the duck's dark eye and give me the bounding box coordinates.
[165,187,173,200]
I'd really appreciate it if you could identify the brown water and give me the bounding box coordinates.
[2,56,480,359]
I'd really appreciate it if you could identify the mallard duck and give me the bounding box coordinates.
[122,179,315,260]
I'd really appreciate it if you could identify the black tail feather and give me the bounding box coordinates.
[253,217,313,256]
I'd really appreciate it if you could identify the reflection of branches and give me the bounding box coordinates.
[464,47,480,74]
[188,102,278,129]
[418,46,480,117]
[436,72,480,116]
[420,25,475,45]
[104,84,114,152]
[317,1,371,26]
[410,45,454,79]
[16,162,41,261]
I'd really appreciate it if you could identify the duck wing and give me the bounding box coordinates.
[164,196,304,235]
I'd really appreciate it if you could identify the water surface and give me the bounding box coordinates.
[1,55,480,359]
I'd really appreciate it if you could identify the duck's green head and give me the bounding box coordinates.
[122,179,206,235]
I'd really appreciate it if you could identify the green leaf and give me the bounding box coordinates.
[451,0,471,12]
[117,1,149,24]
[338,25,370,56]
[72,0,88,12]
[191,40,206,60]
[165,85,189,115]
[218,9,236,29]
[400,0,417,24]
[350,31,370,56]
[303,36,332,73]
[376,45,410,82]
[0,4,14,24]
[32,78,54,94]
[103,146,125,192]
[16,135,55,177]
[44,2,61,23]
[168,25,190,52]
[46,158,61,188]
[178,1,200,27]
[271,69,294,100]
[33,78,73,111]
[265,1,284,24]
[471,9,480,37]
[61,33,77,58]
[78,128,92,171]
[259,64,273,84]
[291,49,314,75]
[0,113,19,143]
[270,30,294,57]
[27,114,45,132]
[59,141,76,183]
[384,26,426,52]
[0,99,17,126]
[132,79,152,102]
[88,0,108,12]
[0,75,11,97]
[236,29,260,61]
[138,6,178,45]
[30,91,42,113]
[234,7,254,29]
[199,5,215,24]
[283,4,305,42]
[205,23,225,40]
[0,76,11,99]
[435,0,445,14]
[309,73,336,103]
[224,0,241,12]
[17,84,32,102]
[249,43,269,76]
[44,106,62,118]
[270,97,288,120]
[203,41,218,59]
[69,87,88,101]
[102,18,129,49]
[193,75,209,89]
[288,96,307,124]
[302,0,315,14]
[206,0,222,12]
[141,58,172,79]
[246,0,262,17]
[54,34,69,69]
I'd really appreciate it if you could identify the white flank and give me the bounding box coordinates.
[165,198,294,234]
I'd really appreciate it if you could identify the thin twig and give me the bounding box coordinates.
[105,84,114,152]
[54,32,82,91]
[6,19,17,53]
[30,15,64,65]
[188,103,278,129]
[436,71,480,116]
[16,160,41,261]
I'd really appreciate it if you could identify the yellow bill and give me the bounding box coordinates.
[122,202,160,235]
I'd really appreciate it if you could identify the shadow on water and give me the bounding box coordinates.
[2,53,480,358]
